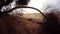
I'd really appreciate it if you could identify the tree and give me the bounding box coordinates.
[16,0,30,5]
[0,0,13,9]
[0,0,30,14]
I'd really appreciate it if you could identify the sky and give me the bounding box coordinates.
[2,0,60,14]
[28,0,60,13]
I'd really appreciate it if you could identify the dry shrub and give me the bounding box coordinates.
[0,14,44,34]
[1,11,60,34]
[43,11,60,34]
